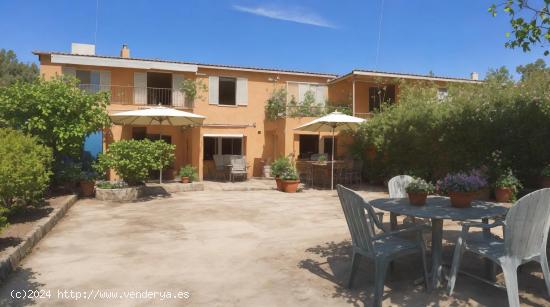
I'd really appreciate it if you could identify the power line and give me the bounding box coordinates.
[375,0,385,69]
[94,0,99,45]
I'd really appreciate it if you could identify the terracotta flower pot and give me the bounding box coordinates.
[542,176,550,188]
[495,187,513,203]
[275,177,282,191]
[181,176,190,184]
[407,192,428,206]
[281,179,300,193]
[79,180,95,197]
[449,191,477,208]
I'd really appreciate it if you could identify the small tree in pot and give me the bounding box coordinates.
[494,169,522,203]
[405,178,435,206]
[271,157,292,190]
[179,165,198,184]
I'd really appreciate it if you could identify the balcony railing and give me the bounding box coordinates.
[79,84,193,109]
[267,104,353,120]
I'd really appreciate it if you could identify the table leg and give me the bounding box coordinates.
[482,218,497,282]
[390,213,398,231]
[430,218,444,290]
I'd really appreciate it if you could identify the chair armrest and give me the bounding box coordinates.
[373,224,428,241]
[460,220,506,233]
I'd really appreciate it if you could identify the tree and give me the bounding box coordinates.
[516,58,549,80]
[0,49,38,87]
[489,0,550,55]
[0,77,111,158]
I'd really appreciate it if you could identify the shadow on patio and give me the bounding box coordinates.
[298,239,550,306]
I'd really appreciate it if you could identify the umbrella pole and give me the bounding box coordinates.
[331,126,335,190]
[159,118,163,184]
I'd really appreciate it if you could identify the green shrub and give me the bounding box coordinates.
[495,169,523,192]
[95,139,175,186]
[0,128,53,210]
[405,178,435,193]
[281,167,299,181]
[271,157,292,177]
[541,164,550,177]
[179,165,198,182]
[352,60,550,185]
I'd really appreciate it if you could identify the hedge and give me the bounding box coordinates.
[352,62,550,186]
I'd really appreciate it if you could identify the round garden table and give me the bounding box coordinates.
[370,196,509,289]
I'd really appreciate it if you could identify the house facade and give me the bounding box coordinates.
[34,43,480,180]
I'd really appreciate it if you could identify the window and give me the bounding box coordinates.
[296,83,327,105]
[132,127,147,140]
[203,137,217,160]
[76,70,100,92]
[437,88,448,101]
[299,135,319,160]
[203,136,243,160]
[222,138,242,155]
[147,72,172,105]
[369,85,396,112]
[219,77,237,105]
[323,137,337,159]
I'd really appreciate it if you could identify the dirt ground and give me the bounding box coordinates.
[0,188,549,306]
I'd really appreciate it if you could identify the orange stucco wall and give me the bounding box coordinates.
[38,55,339,180]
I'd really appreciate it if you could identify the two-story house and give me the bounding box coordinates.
[34,43,480,180]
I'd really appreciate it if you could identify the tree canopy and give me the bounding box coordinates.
[490,0,550,56]
[0,77,111,158]
[0,49,38,87]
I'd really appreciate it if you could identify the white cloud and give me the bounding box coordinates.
[232,4,338,29]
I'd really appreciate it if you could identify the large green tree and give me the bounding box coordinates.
[0,49,38,87]
[490,0,550,55]
[0,77,111,158]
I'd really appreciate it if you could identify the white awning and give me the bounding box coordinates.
[203,134,244,138]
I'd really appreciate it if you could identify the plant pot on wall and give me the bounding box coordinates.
[80,180,95,197]
[181,176,190,184]
[495,187,513,203]
[407,192,428,206]
[449,191,477,208]
[281,180,300,193]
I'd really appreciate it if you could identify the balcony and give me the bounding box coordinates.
[79,84,193,109]
[266,104,353,120]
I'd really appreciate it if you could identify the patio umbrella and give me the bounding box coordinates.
[294,111,366,190]
[110,106,206,183]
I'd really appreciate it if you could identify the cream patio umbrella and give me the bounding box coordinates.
[110,106,206,183]
[294,111,366,190]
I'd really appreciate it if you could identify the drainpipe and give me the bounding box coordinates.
[352,77,356,116]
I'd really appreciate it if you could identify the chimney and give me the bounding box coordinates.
[71,43,95,55]
[120,44,130,58]
[471,72,479,81]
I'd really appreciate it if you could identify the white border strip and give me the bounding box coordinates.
[51,54,198,72]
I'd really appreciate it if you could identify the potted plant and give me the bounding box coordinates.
[405,178,435,206]
[280,167,300,193]
[437,172,487,208]
[541,164,550,188]
[271,157,292,190]
[79,171,97,197]
[494,169,522,203]
[179,165,197,184]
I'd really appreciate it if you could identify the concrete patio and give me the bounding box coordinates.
[0,188,549,306]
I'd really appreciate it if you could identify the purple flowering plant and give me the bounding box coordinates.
[436,170,488,194]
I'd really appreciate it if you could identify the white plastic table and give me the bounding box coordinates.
[370,196,509,289]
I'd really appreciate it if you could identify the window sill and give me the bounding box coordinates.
[213,104,246,108]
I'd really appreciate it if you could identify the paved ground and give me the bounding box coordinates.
[0,188,549,306]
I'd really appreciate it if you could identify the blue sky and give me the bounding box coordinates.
[0,0,545,79]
